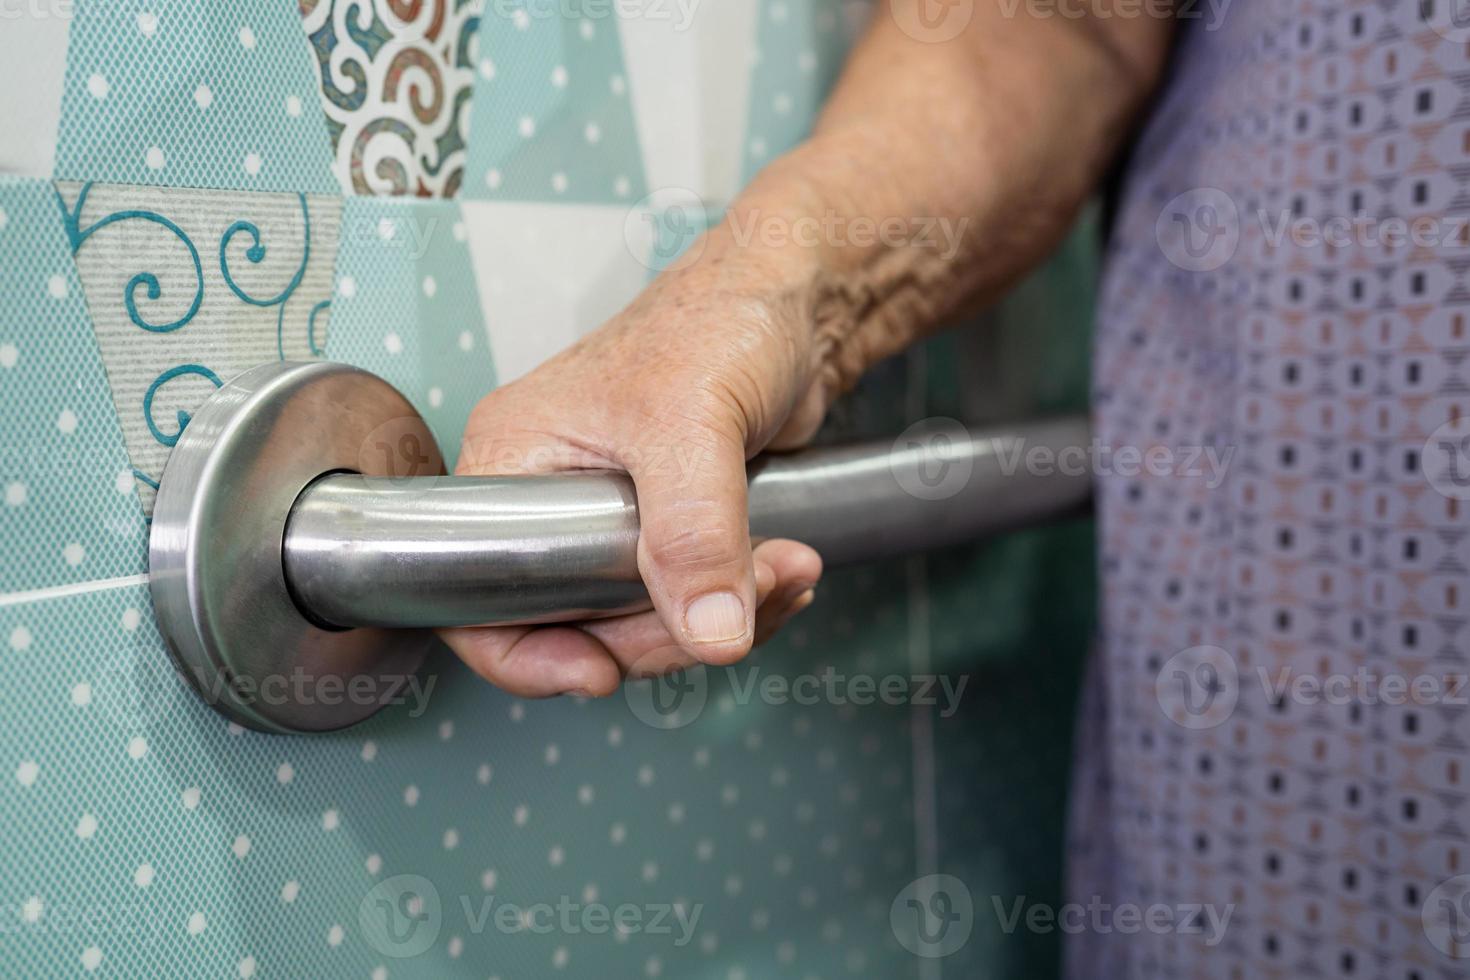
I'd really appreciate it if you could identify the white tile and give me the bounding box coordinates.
[0,11,71,177]
[460,200,655,383]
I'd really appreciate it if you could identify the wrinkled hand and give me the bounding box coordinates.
[439,260,838,698]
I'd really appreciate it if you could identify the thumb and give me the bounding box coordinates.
[627,420,756,666]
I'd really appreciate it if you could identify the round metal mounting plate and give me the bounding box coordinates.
[148,361,444,734]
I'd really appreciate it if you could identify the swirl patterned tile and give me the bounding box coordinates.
[301,0,485,197]
[56,182,342,513]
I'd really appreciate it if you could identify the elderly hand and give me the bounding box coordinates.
[438,243,838,699]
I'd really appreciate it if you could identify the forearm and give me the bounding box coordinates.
[679,0,1175,400]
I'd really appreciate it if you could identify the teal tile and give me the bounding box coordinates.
[326,197,496,469]
[462,3,646,204]
[0,176,146,594]
[55,0,336,194]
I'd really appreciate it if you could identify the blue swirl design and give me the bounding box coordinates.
[219,193,311,307]
[219,193,321,360]
[143,364,223,447]
[56,182,204,333]
[306,300,331,358]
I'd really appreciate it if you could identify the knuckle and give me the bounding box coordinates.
[644,521,745,573]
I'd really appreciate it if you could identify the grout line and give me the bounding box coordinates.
[0,572,150,609]
[904,345,943,980]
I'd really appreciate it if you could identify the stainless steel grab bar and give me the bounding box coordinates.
[150,361,1092,733]
[283,417,1092,630]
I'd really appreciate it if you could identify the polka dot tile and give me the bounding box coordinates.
[462,2,646,204]
[326,197,496,469]
[54,1,336,193]
[741,0,872,185]
[0,176,146,594]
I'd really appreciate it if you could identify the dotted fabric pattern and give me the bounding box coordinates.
[461,1,647,204]
[0,176,147,595]
[1072,1,1470,976]
[326,197,495,468]
[54,0,337,194]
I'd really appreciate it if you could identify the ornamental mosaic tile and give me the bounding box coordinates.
[300,0,486,197]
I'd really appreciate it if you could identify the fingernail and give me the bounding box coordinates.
[685,591,748,644]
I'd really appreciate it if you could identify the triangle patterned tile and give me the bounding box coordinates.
[0,177,147,595]
[461,3,647,205]
[326,196,496,468]
[55,0,336,194]
[58,182,341,513]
